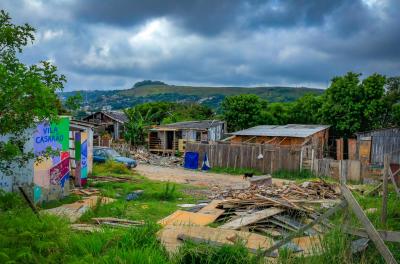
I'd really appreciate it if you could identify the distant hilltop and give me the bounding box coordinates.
[61,82,324,111]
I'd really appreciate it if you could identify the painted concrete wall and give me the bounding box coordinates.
[33,117,71,203]
[0,118,71,203]
[0,128,35,193]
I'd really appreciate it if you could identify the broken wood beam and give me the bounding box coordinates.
[389,169,400,199]
[364,183,382,197]
[18,186,40,218]
[382,155,389,225]
[340,185,398,264]
[263,200,348,257]
[220,208,284,230]
[343,226,400,243]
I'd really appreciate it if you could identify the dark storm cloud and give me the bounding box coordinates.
[72,0,355,35]
[0,0,399,91]
[72,0,241,35]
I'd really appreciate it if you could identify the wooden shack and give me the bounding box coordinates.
[228,124,330,159]
[148,120,226,154]
[356,127,400,165]
[83,111,128,142]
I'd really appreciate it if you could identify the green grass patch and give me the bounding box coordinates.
[92,160,132,176]
[39,194,81,209]
[272,169,316,180]
[209,166,263,176]
[81,163,199,222]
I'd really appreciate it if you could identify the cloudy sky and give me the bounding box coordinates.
[1,0,399,91]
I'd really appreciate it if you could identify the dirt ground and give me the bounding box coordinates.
[135,164,290,189]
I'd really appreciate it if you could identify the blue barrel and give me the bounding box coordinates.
[184,152,199,170]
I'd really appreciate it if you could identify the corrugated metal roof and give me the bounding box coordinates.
[231,124,330,138]
[153,120,225,130]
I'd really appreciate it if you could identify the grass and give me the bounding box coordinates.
[92,160,132,176]
[80,162,199,222]
[1,164,399,263]
[208,166,263,176]
[272,169,316,180]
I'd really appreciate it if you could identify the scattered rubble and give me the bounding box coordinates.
[157,179,342,257]
[210,179,341,201]
[130,146,183,167]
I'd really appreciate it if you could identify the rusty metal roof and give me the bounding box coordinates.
[231,124,330,138]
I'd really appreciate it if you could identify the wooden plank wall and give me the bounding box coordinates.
[357,128,400,165]
[313,158,362,182]
[185,142,301,173]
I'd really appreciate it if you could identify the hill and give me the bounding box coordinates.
[61,84,324,111]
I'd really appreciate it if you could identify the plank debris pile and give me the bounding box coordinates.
[212,179,341,200]
[71,217,144,232]
[158,180,342,257]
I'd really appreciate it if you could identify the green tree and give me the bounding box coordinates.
[288,94,322,124]
[123,108,153,146]
[221,94,267,131]
[0,10,66,173]
[381,76,400,126]
[320,72,386,137]
[261,102,291,125]
[64,92,83,113]
[134,101,215,125]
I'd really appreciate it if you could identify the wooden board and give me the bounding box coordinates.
[44,196,115,222]
[343,226,400,243]
[292,236,322,255]
[197,200,225,218]
[219,208,284,230]
[340,185,397,264]
[158,225,274,254]
[158,210,218,226]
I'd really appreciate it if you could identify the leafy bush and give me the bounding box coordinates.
[93,160,131,176]
[159,182,177,201]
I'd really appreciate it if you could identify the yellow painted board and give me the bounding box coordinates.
[158,225,274,253]
[158,210,218,226]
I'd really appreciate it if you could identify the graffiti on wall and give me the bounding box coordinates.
[33,117,70,202]
[75,131,88,186]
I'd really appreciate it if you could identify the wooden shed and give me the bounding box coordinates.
[148,120,226,154]
[83,111,128,142]
[356,127,400,165]
[228,124,330,159]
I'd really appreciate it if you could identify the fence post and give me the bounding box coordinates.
[311,149,315,172]
[299,147,303,171]
[381,154,389,225]
[340,160,347,184]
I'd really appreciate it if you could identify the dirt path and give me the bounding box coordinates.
[135,164,290,189]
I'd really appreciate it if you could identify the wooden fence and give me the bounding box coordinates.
[185,142,302,173]
[312,158,363,183]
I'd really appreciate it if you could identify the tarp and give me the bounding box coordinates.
[184,152,199,170]
[201,153,211,171]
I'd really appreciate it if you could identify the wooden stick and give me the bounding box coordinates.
[263,200,348,256]
[389,169,400,198]
[343,226,400,243]
[340,185,397,264]
[364,183,382,197]
[381,154,389,225]
[18,187,40,218]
